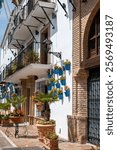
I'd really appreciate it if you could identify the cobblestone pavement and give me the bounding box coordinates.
[0,125,93,150]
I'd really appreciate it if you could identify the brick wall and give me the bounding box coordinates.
[68,0,100,144]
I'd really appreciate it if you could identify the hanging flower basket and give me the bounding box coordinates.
[65,90,70,97]
[61,80,66,86]
[53,65,59,74]
[63,59,71,71]
[53,69,59,75]
[55,83,60,88]
[58,67,63,76]
[58,94,63,100]
[50,82,55,87]
[48,73,52,78]
[60,76,66,86]
[48,85,52,91]
[65,64,71,71]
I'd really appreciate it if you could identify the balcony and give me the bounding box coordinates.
[8,0,56,49]
[2,49,52,83]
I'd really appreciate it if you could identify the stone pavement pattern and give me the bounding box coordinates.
[0,130,13,150]
[0,125,93,150]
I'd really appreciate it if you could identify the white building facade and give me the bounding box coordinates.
[0,0,73,140]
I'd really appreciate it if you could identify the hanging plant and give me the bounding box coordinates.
[49,78,55,87]
[51,88,58,97]
[53,64,59,74]
[57,88,63,100]
[47,69,53,78]
[60,76,66,86]
[63,59,71,71]
[58,66,63,76]
[64,86,70,97]
[47,82,52,91]
[55,79,60,88]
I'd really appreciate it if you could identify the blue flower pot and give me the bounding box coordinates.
[48,85,52,91]
[48,73,52,78]
[53,69,59,74]
[65,90,70,97]
[65,64,70,71]
[61,80,66,86]
[50,82,55,87]
[58,94,63,100]
[56,83,60,88]
[53,92,57,97]
[59,69,63,76]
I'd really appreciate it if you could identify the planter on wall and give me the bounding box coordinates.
[65,64,71,71]
[58,94,63,100]
[60,80,66,86]
[58,69,63,76]
[53,69,59,75]
[48,85,52,91]
[65,90,70,97]
[55,83,60,88]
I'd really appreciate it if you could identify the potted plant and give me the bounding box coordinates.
[58,88,63,100]
[0,102,11,126]
[24,50,39,65]
[55,79,60,89]
[47,82,52,91]
[53,64,59,74]
[7,93,26,123]
[49,78,55,87]
[63,59,71,71]
[44,131,58,150]
[47,69,52,78]
[64,86,70,97]
[60,76,66,86]
[34,91,58,143]
[58,66,63,76]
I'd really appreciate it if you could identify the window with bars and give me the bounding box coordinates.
[88,10,100,58]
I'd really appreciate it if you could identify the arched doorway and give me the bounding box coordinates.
[87,10,100,145]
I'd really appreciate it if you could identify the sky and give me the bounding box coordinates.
[0,0,14,43]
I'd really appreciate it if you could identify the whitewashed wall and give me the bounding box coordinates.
[50,0,73,140]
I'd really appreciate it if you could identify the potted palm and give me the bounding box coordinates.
[7,93,26,123]
[34,91,58,143]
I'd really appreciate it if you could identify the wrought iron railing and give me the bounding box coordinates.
[2,49,39,79]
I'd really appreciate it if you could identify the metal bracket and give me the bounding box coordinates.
[23,24,37,42]
[41,6,55,29]
[57,0,68,17]
[69,0,76,11]
[32,16,46,26]
[48,51,62,59]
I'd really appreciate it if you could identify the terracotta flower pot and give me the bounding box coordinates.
[44,137,58,150]
[10,117,24,123]
[36,124,55,143]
